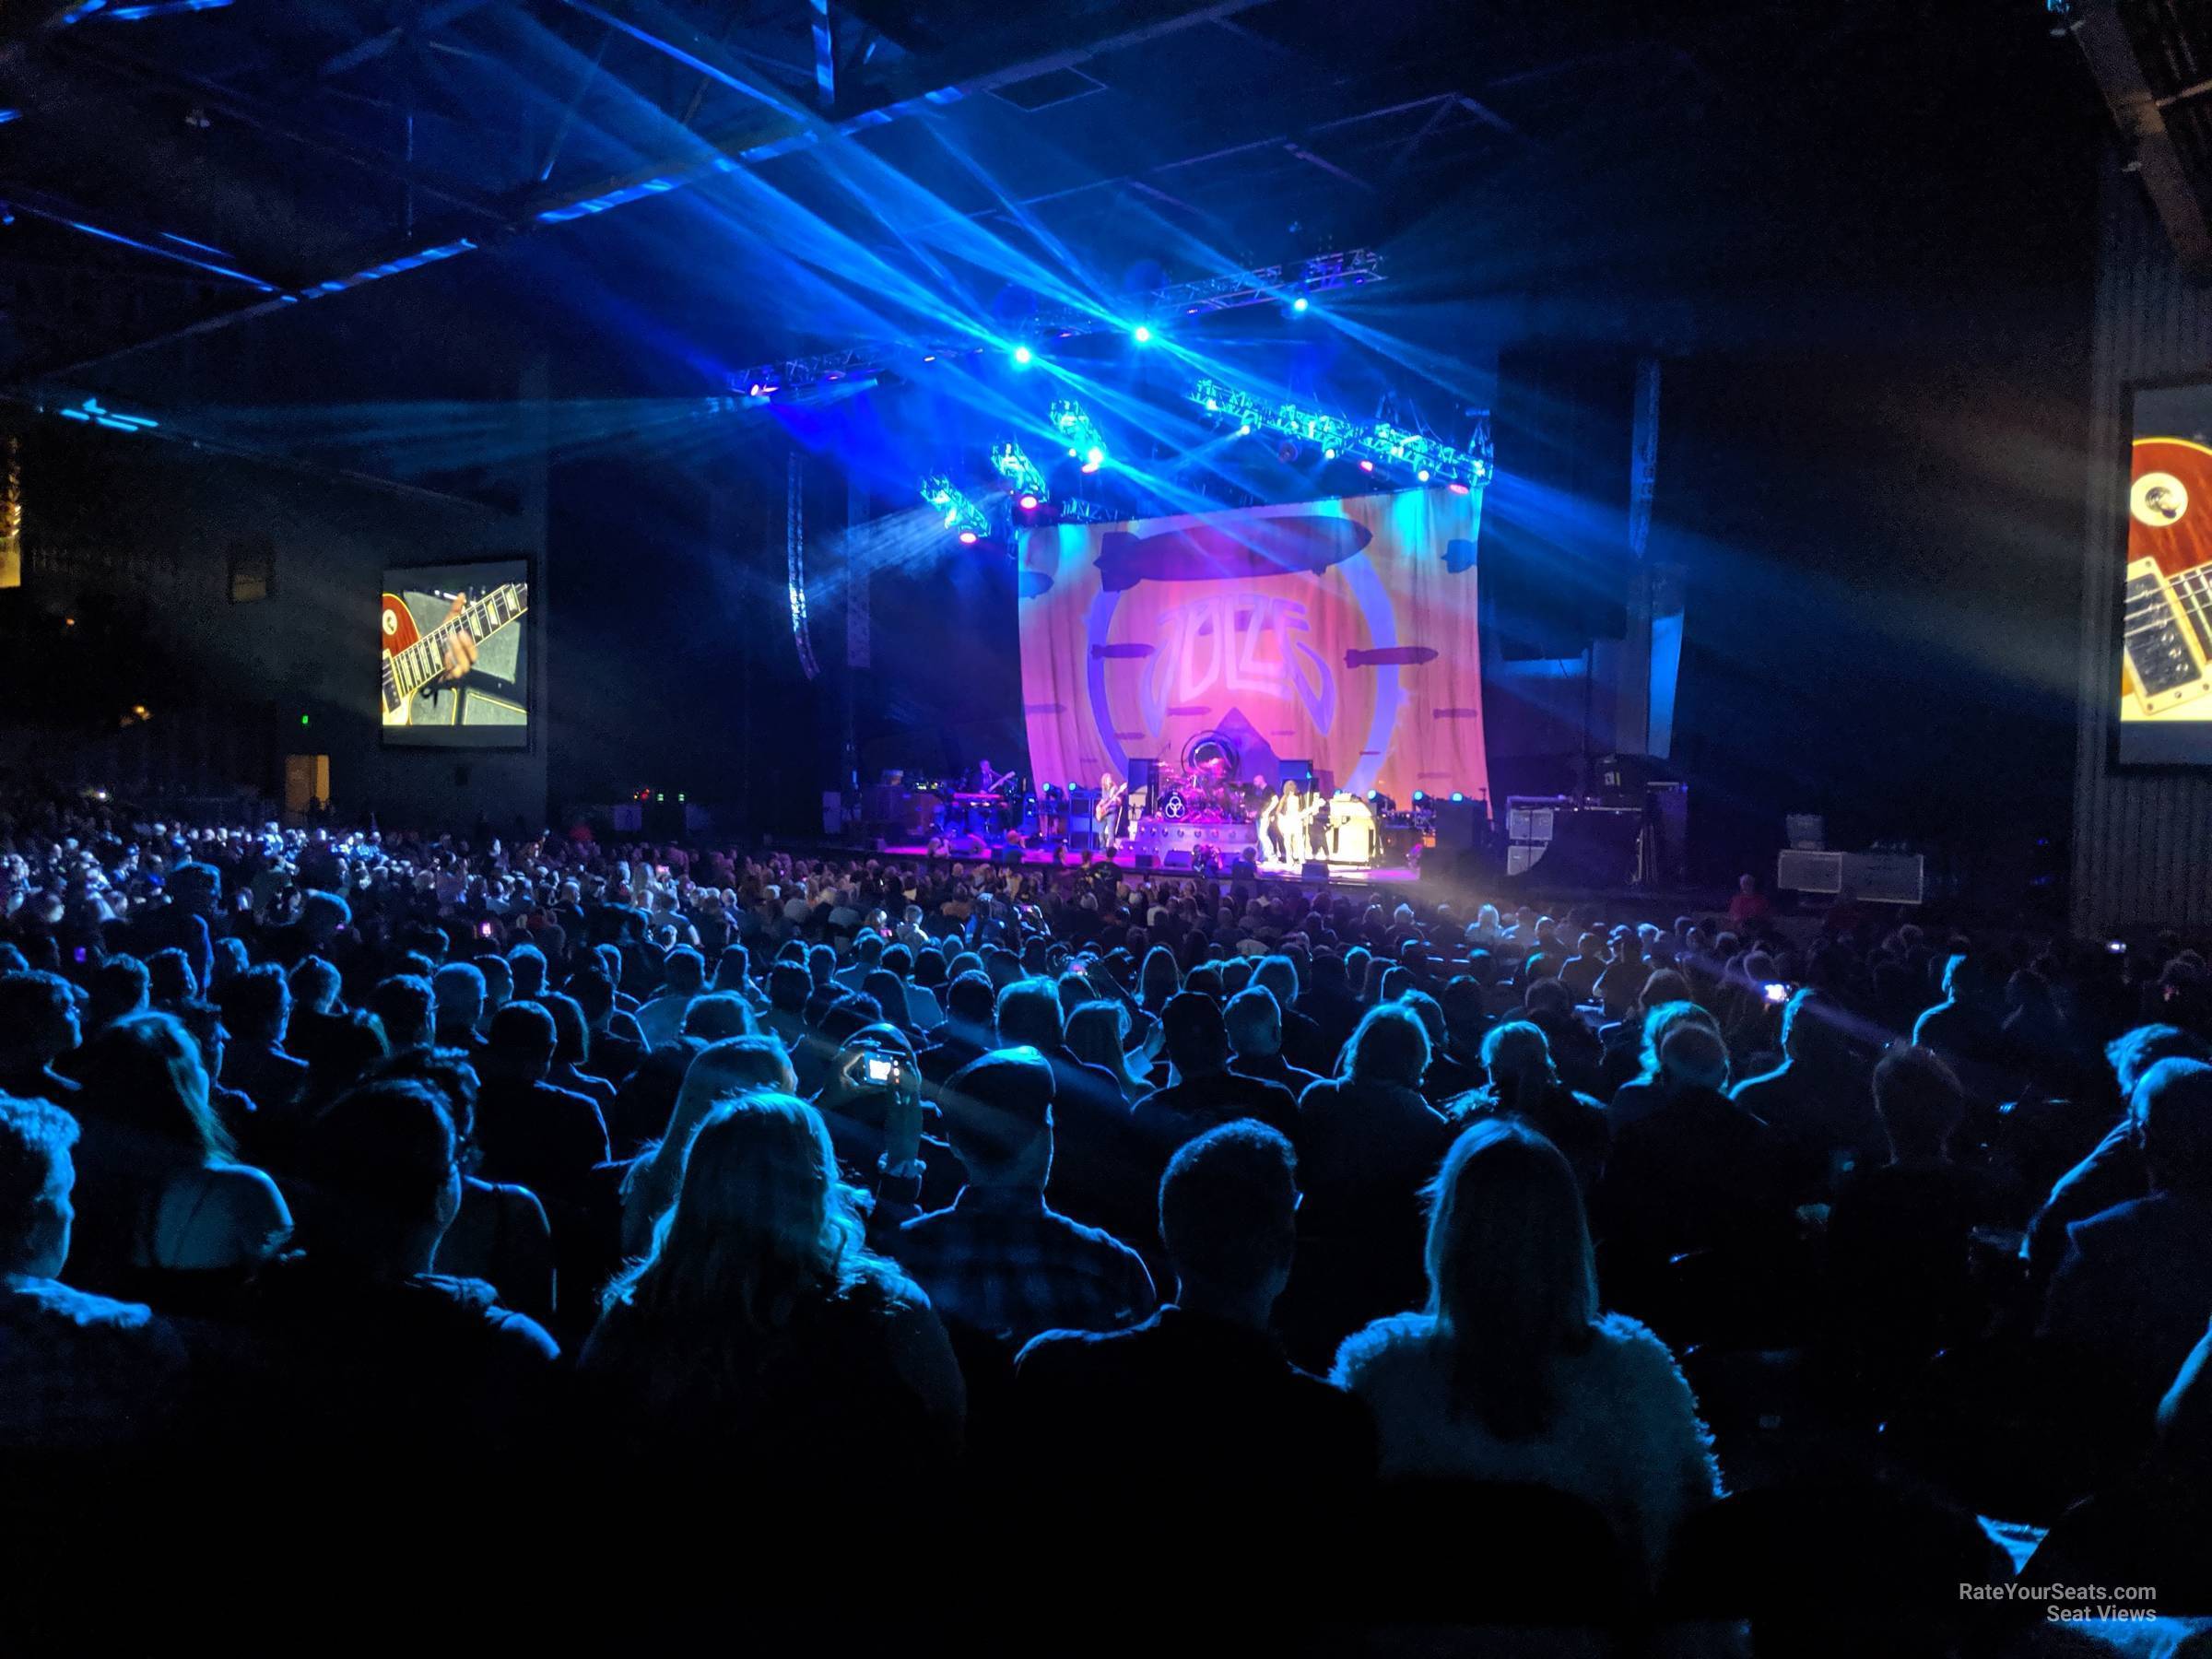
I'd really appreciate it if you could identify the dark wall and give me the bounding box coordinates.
[2,419,547,827]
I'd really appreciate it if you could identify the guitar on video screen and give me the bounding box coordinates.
[380,582,529,728]
[2123,438,2212,721]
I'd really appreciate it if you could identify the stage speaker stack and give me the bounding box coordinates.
[1480,347,1636,661]
[1134,853,1156,871]
[1163,850,1194,871]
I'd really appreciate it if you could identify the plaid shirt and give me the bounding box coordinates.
[891,1186,1156,1346]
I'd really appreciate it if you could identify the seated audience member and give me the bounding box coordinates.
[1253,954,1330,1078]
[1065,999,1154,1106]
[215,962,310,1113]
[0,1095,188,1453]
[1597,1023,1785,1268]
[1520,978,1604,1097]
[1827,1045,1995,1382]
[919,971,995,1086]
[1399,990,1476,1104]
[1224,986,1322,1100]
[1280,1003,1452,1369]
[1911,953,2010,1107]
[0,971,83,1105]
[145,948,199,1012]
[376,1049,555,1324]
[1133,992,1300,1155]
[2040,1057,2212,1428]
[992,977,1150,1247]
[430,962,489,1056]
[620,1035,796,1258]
[366,974,436,1053]
[81,956,151,1039]
[2027,1022,2209,1283]
[247,1079,558,1463]
[473,954,513,1028]
[507,944,549,1004]
[471,1001,610,1209]
[1729,989,1886,1196]
[565,966,645,1088]
[66,1012,292,1302]
[539,991,618,1118]
[678,992,754,1045]
[637,947,706,1051]
[173,999,256,1147]
[890,1049,1155,1347]
[1335,1118,1722,1583]
[1013,1120,1374,1492]
[582,1091,963,1481]
[1459,1021,1608,1196]
[285,956,347,1055]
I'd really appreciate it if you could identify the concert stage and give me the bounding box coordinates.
[874,843,1421,888]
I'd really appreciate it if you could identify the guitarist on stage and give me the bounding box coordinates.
[1096,770,1129,854]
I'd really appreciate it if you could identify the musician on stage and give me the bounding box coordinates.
[1095,769,1128,854]
[1254,784,1283,867]
[1281,780,1310,867]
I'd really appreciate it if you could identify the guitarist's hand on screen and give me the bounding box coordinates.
[440,594,478,683]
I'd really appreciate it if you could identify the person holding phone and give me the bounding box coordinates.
[882,1049,1154,1351]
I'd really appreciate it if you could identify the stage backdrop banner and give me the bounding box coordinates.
[1018,488,1486,806]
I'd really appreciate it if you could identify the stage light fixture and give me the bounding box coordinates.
[1417,468,1431,483]
[1012,345,1033,366]
[958,531,979,545]
[1292,296,1310,313]
[1413,790,1427,802]
[1323,447,1337,460]
[1085,445,1105,466]
[1451,792,1465,803]
[1448,481,1471,495]
[1018,493,1040,511]
[990,440,1048,500]
[1185,376,1492,488]
[1359,459,1375,472]
[1238,423,1252,436]
[1132,324,1153,344]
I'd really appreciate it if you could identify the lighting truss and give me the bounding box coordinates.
[919,475,991,540]
[1047,399,1107,470]
[1188,376,1493,488]
[989,441,1048,499]
[728,250,1386,393]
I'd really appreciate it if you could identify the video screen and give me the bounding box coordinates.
[380,559,530,748]
[2119,383,2212,764]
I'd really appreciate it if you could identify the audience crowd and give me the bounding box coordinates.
[3,789,2209,1626]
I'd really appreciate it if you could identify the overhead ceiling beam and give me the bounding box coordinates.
[0,184,282,288]
[2070,0,2212,277]
[50,34,510,224]
[319,0,500,80]
[14,0,1267,388]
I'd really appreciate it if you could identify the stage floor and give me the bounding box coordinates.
[875,843,1420,888]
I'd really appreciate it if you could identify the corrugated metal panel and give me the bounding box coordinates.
[2073,159,2212,929]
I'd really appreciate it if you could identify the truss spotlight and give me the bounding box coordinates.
[1237,423,1252,436]
[1018,493,1039,511]
[922,354,937,362]
[1012,345,1033,366]
[1132,324,1153,344]
[1358,459,1374,472]
[958,530,979,545]
[1291,296,1309,313]
[1448,481,1472,495]
[1417,467,1431,483]
[747,383,763,397]
[1085,445,1105,466]
[1323,447,1336,460]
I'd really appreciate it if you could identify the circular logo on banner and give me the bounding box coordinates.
[2134,471,2190,529]
[1159,790,1187,821]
